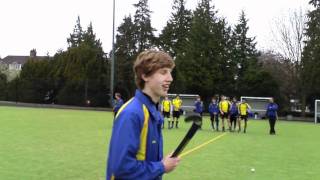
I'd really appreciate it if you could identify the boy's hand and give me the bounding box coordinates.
[162,153,180,173]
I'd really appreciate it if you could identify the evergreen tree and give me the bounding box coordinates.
[301,0,320,113]
[114,15,137,98]
[133,0,156,52]
[0,72,7,100]
[18,57,53,103]
[178,0,230,101]
[52,20,108,106]
[158,0,192,93]
[83,22,103,50]
[231,11,276,95]
[67,16,83,48]
[231,11,258,74]
[159,0,192,57]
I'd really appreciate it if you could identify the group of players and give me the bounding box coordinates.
[161,94,252,133]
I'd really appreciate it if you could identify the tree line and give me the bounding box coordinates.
[0,0,319,115]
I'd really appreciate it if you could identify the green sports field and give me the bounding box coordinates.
[0,106,319,180]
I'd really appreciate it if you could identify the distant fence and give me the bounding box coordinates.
[0,101,315,123]
[0,101,112,112]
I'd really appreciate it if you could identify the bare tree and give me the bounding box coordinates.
[271,8,307,64]
[270,8,308,115]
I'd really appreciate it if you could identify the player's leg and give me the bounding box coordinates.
[170,113,174,129]
[227,113,231,131]
[221,113,225,131]
[215,114,219,131]
[175,117,179,128]
[273,118,276,134]
[243,116,248,133]
[268,117,273,134]
[238,117,242,133]
[210,114,215,130]
[233,116,237,130]
[229,115,234,132]
[166,112,171,129]
[270,117,276,134]
[174,111,180,128]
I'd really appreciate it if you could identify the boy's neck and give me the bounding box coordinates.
[142,88,160,104]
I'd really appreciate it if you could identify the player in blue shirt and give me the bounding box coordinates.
[194,95,203,128]
[113,92,124,118]
[208,97,219,131]
[106,50,180,180]
[229,97,239,132]
[266,97,278,135]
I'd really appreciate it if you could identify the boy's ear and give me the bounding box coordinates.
[141,74,148,82]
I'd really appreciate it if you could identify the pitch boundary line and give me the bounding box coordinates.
[179,133,227,158]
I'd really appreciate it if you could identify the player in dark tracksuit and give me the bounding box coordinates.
[113,92,124,118]
[194,96,203,128]
[266,98,278,135]
[229,97,239,132]
[208,97,219,131]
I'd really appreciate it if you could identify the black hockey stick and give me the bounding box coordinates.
[171,113,202,157]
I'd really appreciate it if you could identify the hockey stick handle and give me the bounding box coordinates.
[171,123,200,157]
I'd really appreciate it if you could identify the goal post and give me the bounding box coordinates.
[315,99,320,124]
[240,96,272,119]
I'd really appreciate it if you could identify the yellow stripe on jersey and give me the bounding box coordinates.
[136,104,149,161]
[115,98,134,119]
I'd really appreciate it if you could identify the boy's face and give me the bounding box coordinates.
[143,67,173,98]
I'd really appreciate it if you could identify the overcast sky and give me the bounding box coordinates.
[0,0,310,57]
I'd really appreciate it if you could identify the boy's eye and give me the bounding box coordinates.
[159,69,167,74]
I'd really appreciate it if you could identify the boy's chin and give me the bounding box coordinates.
[161,91,168,97]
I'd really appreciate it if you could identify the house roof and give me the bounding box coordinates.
[1,55,47,65]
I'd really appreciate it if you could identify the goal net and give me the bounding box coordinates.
[315,100,320,124]
[167,94,199,113]
[240,96,272,119]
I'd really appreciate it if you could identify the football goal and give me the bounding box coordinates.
[240,96,272,119]
[315,99,320,124]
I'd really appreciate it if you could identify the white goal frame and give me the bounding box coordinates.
[240,96,272,118]
[315,99,320,124]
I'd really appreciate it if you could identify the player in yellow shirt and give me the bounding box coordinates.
[238,99,252,133]
[161,95,172,129]
[219,95,231,132]
[172,94,183,128]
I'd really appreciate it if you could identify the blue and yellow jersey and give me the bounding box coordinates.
[162,99,171,112]
[239,102,251,116]
[107,90,165,180]
[172,98,182,111]
[219,100,230,113]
